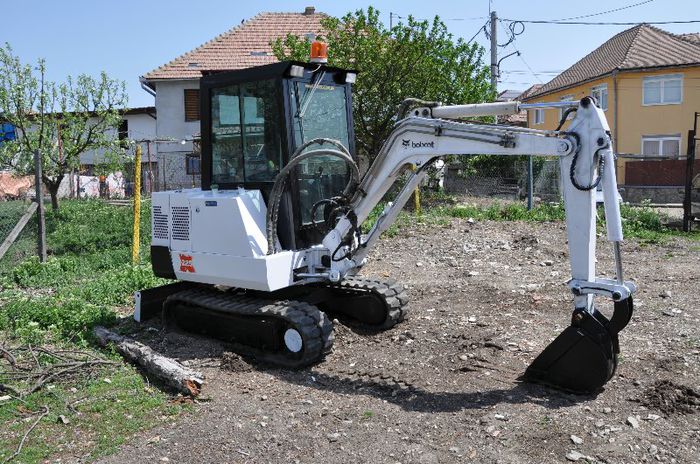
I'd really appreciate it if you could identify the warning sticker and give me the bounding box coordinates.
[179,254,196,273]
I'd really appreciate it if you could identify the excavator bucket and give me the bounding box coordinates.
[522,297,634,394]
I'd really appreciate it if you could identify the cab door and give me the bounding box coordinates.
[289,76,355,247]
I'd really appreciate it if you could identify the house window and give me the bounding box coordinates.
[591,84,608,111]
[533,108,544,125]
[118,119,129,148]
[186,154,201,175]
[559,95,574,121]
[184,89,200,121]
[643,74,682,105]
[641,135,681,158]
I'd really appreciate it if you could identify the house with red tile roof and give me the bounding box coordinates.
[521,24,700,202]
[140,7,324,189]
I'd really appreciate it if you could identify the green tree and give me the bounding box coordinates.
[272,7,494,163]
[0,43,128,209]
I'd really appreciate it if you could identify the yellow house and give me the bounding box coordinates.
[522,24,700,194]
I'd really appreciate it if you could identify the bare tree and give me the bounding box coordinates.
[0,43,128,209]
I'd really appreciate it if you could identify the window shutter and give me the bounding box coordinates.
[184,89,200,121]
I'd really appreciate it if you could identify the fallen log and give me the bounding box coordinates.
[93,326,204,396]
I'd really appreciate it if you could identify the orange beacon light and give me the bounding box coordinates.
[310,40,328,63]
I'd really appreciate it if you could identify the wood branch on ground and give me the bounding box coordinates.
[0,345,117,398]
[93,326,204,396]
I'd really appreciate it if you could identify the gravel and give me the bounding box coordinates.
[95,217,700,464]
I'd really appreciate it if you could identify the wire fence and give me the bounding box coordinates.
[0,200,39,268]
[443,157,561,205]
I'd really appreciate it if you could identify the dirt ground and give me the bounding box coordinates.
[97,218,699,464]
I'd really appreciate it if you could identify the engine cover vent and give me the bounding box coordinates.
[153,205,169,240]
[171,206,190,241]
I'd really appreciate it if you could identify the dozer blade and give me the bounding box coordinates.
[522,298,633,394]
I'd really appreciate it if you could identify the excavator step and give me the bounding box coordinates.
[163,287,333,368]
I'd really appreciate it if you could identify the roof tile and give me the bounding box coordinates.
[143,11,325,81]
[525,24,700,100]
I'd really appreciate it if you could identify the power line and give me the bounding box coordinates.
[497,20,543,84]
[391,12,486,22]
[550,0,656,21]
[466,20,489,44]
[500,18,700,25]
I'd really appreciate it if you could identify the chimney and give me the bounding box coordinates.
[303,6,315,15]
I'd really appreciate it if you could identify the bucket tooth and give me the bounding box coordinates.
[522,298,633,394]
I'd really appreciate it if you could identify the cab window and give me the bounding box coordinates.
[210,79,283,185]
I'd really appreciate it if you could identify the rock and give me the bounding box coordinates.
[627,416,640,429]
[160,458,169,462]
[659,290,671,298]
[449,446,460,453]
[416,262,424,267]
[649,445,658,455]
[566,451,585,461]
[468,271,479,277]
[645,414,660,421]
[458,354,469,361]
[570,434,583,445]
[468,316,477,323]
[485,425,496,434]
[57,415,70,425]
[602,407,612,414]
[494,414,507,421]
[541,260,553,266]
[103,378,111,384]
[327,432,341,442]
[467,218,475,224]
[0,395,11,402]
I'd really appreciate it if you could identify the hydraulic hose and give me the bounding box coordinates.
[266,138,360,255]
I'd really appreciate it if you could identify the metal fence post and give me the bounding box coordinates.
[33,150,47,262]
[132,144,142,264]
[684,124,696,232]
[410,164,421,215]
[527,155,533,210]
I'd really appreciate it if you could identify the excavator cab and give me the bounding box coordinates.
[199,61,357,250]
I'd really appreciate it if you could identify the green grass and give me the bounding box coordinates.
[364,194,699,244]
[0,200,162,345]
[0,199,184,463]
[0,363,187,462]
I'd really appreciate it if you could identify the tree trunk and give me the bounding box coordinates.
[93,326,204,396]
[42,174,64,210]
[48,185,59,210]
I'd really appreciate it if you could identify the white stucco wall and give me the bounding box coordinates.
[152,79,201,189]
[79,112,157,166]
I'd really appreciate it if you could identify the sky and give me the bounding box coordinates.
[2,0,698,108]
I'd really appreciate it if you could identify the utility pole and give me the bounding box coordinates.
[490,10,498,93]
[33,150,47,262]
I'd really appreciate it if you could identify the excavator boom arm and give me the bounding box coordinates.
[315,96,636,393]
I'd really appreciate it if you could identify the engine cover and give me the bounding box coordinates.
[151,188,305,291]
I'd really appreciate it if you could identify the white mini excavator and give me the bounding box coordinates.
[135,52,636,394]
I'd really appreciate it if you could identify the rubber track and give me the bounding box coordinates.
[163,287,333,368]
[328,276,409,330]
